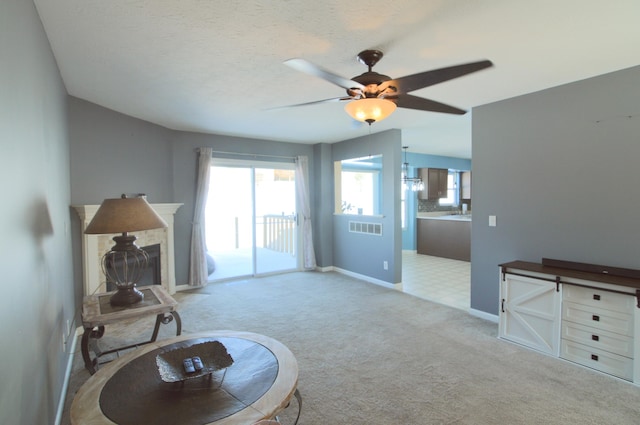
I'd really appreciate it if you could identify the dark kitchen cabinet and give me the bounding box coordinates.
[416,218,471,261]
[419,168,448,199]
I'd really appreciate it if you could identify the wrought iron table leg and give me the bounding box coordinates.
[81,325,105,375]
[171,311,182,335]
[82,311,181,375]
[150,311,182,341]
[292,388,302,425]
[277,388,302,424]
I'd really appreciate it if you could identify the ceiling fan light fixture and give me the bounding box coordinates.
[344,98,396,124]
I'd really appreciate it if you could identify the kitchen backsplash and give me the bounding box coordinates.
[418,199,471,213]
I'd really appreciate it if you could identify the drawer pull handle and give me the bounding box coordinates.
[592,335,599,341]
[593,294,601,301]
[592,315,600,321]
[591,354,599,361]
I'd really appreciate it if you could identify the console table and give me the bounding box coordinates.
[81,285,182,374]
[70,331,300,425]
[499,258,640,384]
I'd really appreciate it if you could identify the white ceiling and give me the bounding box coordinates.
[34,0,640,158]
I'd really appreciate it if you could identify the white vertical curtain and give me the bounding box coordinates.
[295,155,317,269]
[188,147,213,286]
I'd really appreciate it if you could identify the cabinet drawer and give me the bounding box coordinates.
[562,301,633,336]
[562,321,633,357]
[562,285,634,313]
[560,340,633,381]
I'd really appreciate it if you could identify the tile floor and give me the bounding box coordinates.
[401,251,470,311]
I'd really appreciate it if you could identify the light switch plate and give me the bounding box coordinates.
[489,215,497,227]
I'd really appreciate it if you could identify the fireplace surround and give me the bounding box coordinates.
[73,203,182,296]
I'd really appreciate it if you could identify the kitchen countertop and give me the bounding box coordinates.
[417,214,472,221]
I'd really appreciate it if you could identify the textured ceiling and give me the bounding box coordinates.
[34,0,640,158]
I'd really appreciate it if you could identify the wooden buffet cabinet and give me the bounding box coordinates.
[499,259,640,384]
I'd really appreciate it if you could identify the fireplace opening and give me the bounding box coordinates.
[106,243,161,291]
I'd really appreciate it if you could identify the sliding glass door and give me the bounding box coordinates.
[254,167,297,274]
[205,165,253,279]
[205,160,298,281]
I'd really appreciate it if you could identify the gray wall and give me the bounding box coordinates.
[471,65,640,315]
[332,130,402,284]
[68,98,174,205]
[0,1,75,423]
[312,143,334,268]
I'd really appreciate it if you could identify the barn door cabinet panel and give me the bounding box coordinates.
[499,272,561,355]
[418,168,448,200]
[499,259,640,384]
[499,274,560,356]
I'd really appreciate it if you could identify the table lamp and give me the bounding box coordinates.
[84,194,168,306]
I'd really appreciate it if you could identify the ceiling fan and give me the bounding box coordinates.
[283,49,493,124]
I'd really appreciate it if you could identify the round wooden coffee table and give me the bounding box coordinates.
[70,330,299,424]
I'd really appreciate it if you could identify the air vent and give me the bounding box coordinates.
[349,221,382,236]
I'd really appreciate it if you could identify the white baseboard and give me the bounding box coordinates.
[469,308,499,323]
[315,265,334,273]
[330,267,400,290]
[55,326,80,425]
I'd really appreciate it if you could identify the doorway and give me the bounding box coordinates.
[205,160,299,281]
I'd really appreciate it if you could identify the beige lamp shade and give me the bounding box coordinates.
[344,98,397,123]
[85,195,167,234]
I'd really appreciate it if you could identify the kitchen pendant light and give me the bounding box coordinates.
[402,146,424,192]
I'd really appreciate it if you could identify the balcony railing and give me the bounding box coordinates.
[263,214,296,256]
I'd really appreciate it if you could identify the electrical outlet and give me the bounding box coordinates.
[383,261,388,270]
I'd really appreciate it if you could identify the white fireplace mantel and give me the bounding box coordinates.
[73,203,183,296]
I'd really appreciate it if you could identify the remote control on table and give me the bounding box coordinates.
[192,356,204,370]
[183,358,195,373]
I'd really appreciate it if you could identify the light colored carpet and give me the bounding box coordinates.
[62,271,640,424]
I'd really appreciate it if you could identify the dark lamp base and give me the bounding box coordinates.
[110,286,144,306]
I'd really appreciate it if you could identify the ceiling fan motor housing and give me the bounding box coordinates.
[349,72,394,99]
[350,50,394,98]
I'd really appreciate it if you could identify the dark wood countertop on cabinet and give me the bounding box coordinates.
[500,259,640,291]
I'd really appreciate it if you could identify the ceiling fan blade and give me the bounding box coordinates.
[394,94,466,115]
[380,60,493,94]
[284,58,365,90]
[267,96,352,110]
